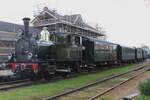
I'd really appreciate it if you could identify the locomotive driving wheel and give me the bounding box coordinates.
[30,73,39,81]
[41,63,56,81]
[44,71,52,80]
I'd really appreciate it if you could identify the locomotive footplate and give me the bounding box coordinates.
[56,69,71,73]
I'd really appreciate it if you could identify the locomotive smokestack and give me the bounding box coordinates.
[23,17,30,37]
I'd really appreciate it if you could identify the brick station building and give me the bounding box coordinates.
[0,21,39,54]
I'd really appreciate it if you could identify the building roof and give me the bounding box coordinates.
[63,14,80,23]
[0,21,40,41]
[0,21,40,34]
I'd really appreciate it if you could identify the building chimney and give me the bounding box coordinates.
[43,7,49,11]
[23,17,30,37]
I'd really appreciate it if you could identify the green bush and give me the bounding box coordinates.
[139,80,150,96]
[137,95,150,100]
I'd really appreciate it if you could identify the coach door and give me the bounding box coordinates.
[82,38,94,64]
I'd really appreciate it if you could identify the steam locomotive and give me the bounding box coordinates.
[6,18,148,80]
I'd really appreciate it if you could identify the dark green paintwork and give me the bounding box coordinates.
[94,43,118,62]
[55,44,82,62]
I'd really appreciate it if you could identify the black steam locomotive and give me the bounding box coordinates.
[7,18,148,80]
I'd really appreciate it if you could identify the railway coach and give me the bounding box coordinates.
[81,37,118,67]
[0,54,15,81]
[81,37,137,65]
[142,49,148,60]
[117,46,136,63]
[135,48,143,62]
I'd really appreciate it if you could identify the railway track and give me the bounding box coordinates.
[0,79,32,91]
[89,67,149,100]
[43,63,150,100]
[0,63,147,93]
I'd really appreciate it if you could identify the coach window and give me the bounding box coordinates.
[57,35,65,43]
[50,34,57,42]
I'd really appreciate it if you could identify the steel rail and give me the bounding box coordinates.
[89,67,150,100]
[0,79,29,85]
[0,81,32,91]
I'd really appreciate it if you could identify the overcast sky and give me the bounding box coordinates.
[0,0,150,47]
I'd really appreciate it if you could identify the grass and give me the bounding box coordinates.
[0,64,141,100]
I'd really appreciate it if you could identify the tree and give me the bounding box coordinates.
[144,0,150,7]
[141,44,150,54]
[95,24,107,40]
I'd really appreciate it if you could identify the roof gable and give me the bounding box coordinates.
[40,10,57,19]
[32,7,62,23]
[73,14,83,24]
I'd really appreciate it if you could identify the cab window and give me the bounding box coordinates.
[75,36,81,46]
[50,34,66,43]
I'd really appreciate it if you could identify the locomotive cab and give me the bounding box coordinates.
[49,33,83,74]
